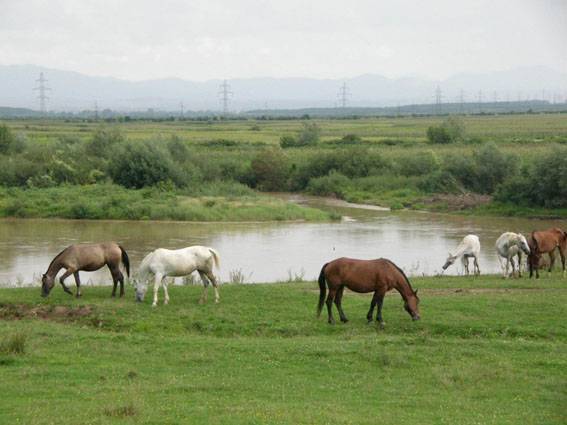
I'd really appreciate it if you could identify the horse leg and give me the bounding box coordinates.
[325,288,337,325]
[367,292,378,323]
[548,251,556,275]
[504,257,510,279]
[375,293,386,329]
[517,253,523,277]
[462,256,469,275]
[73,272,82,298]
[197,271,209,304]
[152,273,163,307]
[59,269,74,295]
[205,271,220,304]
[474,256,480,276]
[334,286,348,323]
[560,249,566,278]
[509,257,516,278]
[162,276,170,305]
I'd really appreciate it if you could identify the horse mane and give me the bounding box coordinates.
[385,259,416,295]
[46,246,69,272]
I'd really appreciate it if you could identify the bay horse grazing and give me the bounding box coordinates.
[317,258,420,327]
[133,246,220,307]
[41,242,130,298]
[495,232,530,278]
[528,228,567,279]
[442,234,481,275]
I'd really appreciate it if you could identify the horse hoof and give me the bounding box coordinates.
[379,322,385,329]
[151,303,157,308]
[341,318,349,323]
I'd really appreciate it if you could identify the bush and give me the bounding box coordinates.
[427,116,465,144]
[86,127,124,157]
[279,135,298,148]
[398,150,440,176]
[306,171,351,197]
[251,148,289,191]
[108,141,186,189]
[297,123,320,146]
[0,125,18,154]
[495,147,567,208]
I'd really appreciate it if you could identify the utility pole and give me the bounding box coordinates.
[434,85,442,115]
[33,72,51,114]
[218,80,233,115]
[337,82,350,108]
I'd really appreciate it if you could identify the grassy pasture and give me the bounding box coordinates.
[7,113,567,144]
[0,274,565,424]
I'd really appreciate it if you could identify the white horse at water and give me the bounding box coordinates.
[495,232,530,278]
[133,246,220,307]
[442,234,481,275]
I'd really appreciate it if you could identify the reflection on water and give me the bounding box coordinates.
[0,206,563,286]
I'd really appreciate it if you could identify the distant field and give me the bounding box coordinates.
[6,113,567,144]
[0,274,565,424]
[0,113,566,219]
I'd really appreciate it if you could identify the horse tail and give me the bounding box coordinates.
[208,248,221,270]
[119,245,130,277]
[317,263,328,317]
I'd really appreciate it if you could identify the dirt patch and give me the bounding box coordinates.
[0,304,94,322]
[421,193,492,211]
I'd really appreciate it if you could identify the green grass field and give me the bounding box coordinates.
[1,274,565,424]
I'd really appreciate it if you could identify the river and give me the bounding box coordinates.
[0,199,563,287]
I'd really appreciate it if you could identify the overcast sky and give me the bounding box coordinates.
[1,0,565,81]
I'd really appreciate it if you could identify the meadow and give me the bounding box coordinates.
[0,113,566,220]
[0,273,565,424]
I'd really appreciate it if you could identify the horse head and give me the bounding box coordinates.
[132,277,148,302]
[404,289,420,321]
[517,234,530,255]
[41,273,55,297]
[442,254,456,270]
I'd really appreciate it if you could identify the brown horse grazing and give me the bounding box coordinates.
[528,228,567,279]
[317,257,420,326]
[41,242,130,298]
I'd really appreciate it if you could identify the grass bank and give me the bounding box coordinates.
[0,184,336,222]
[0,274,565,424]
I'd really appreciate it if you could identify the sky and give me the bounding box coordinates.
[0,0,565,81]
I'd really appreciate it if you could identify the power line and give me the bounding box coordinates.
[218,80,233,115]
[337,82,350,108]
[434,85,442,114]
[33,72,51,114]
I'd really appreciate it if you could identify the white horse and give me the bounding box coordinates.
[134,246,220,307]
[442,234,481,275]
[495,232,530,278]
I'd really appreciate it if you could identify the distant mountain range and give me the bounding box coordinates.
[1,64,566,112]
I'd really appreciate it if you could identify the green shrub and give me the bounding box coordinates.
[306,171,351,197]
[279,135,298,148]
[85,127,124,158]
[297,122,320,146]
[0,124,16,154]
[108,141,186,189]
[398,150,440,176]
[427,116,465,144]
[251,148,290,191]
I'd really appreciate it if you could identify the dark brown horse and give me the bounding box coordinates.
[317,257,420,326]
[528,228,567,279]
[41,242,130,298]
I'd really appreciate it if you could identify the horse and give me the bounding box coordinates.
[442,234,481,275]
[317,257,420,327]
[495,232,530,278]
[528,228,566,279]
[133,246,220,307]
[41,242,130,298]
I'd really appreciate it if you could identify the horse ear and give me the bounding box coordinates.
[414,288,418,295]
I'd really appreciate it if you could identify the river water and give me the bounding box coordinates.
[0,199,563,287]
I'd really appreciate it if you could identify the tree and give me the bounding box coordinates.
[251,148,289,191]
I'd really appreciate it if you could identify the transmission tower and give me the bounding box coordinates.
[459,89,465,114]
[337,82,350,108]
[179,101,184,118]
[218,80,233,115]
[33,72,51,114]
[94,101,99,121]
[434,85,442,114]
[477,90,483,112]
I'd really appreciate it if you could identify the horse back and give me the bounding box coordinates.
[533,228,565,253]
[324,257,402,293]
